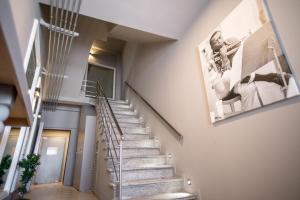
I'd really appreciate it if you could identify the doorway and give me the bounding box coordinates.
[86,62,116,99]
[34,130,70,184]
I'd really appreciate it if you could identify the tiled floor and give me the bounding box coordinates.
[25,183,98,200]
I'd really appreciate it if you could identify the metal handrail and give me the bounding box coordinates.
[97,82,124,137]
[125,81,183,141]
[86,80,124,199]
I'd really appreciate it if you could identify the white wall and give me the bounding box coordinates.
[0,0,42,125]
[42,104,80,186]
[123,0,300,200]
[58,16,108,102]
[39,0,208,40]
[121,42,140,99]
[6,0,41,62]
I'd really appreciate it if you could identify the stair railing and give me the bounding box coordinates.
[81,80,124,199]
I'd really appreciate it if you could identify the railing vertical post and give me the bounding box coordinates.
[108,123,112,157]
[119,139,123,200]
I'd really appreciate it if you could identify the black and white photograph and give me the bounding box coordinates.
[198,0,300,123]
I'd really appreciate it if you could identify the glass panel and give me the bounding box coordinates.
[26,44,37,89]
[0,128,20,190]
[87,64,114,99]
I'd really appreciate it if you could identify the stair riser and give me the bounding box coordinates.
[110,104,132,109]
[102,110,136,118]
[114,180,184,199]
[111,168,174,182]
[123,128,148,134]
[107,157,167,168]
[106,149,160,157]
[108,100,129,105]
[121,134,150,140]
[112,107,133,112]
[113,123,144,129]
[105,140,159,148]
[104,117,142,124]
[103,133,150,140]
[102,112,137,118]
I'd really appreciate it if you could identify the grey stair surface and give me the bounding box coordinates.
[103,139,159,148]
[99,100,197,200]
[127,192,198,200]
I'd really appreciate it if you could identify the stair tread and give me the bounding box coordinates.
[103,138,154,142]
[104,146,160,150]
[108,164,173,172]
[108,99,128,103]
[105,154,166,160]
[126,192,197,200]
[102,132,149,136]
[111,177,183,187]
[123,177,183,186]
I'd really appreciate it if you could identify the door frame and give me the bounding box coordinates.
[88,61,116,100]
[36,129,70,184]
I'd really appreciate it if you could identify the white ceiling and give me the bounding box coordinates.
[38,0,208,41]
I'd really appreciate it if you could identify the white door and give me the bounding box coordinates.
[35,137,66,184]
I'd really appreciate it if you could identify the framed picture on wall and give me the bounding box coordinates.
[198,0,299,123]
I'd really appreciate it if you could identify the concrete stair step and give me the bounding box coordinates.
[110,103,132,109]
[112,178,184,199]
[112,106,133,112]
[112,122,144,129]
[116,117,143,124]
[104,147,160,157]
[101,133,150,140]
[105,155,167,168]
[103,111,138,118]
[103,139,159,148]
[123,127,149,134]
[109,165,174,182]
[103,115,142,123]
[108,100,129,105]
[126,192,198,200]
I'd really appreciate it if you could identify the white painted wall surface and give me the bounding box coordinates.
[5,0,41,62]
[59,17,108,101]
[123,0,300,200]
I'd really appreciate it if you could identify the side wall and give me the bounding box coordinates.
[73,105,96,191]
[123,0,300,200]
[42,104,80,186]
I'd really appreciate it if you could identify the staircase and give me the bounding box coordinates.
[97,99,197,200]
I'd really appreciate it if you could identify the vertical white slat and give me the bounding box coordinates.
[0,126,11,161]
[23,20,39,72]
[25,97,42,155]
[33,122,44,154]
[29,66,41,103]
[4,127,27,192]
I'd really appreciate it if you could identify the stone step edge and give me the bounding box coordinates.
[125,192,198,200]
[101,131,150,136]
[107,165,174,173]
[110,177,183,187]
[105,154,167,160]
[103,147,160,150]
[102,138,155,143]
